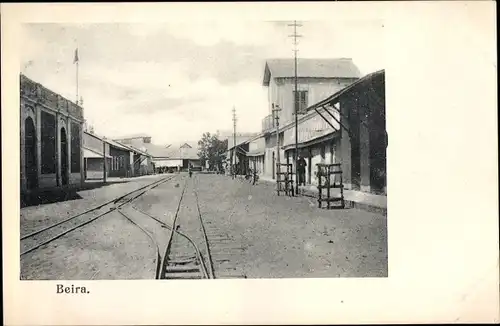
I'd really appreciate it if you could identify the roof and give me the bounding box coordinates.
[227,135,257,150]
[84,131,132,151]
[305,69,385,113]
[282,131,339,151]
[263,58,362,86]
[113,133,151,140]
[83,147,112,159]
[246,150,265,157]
[105,138,134,151]
[164,145,200,160]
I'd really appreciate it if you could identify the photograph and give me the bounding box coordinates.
[4,2,499,324]
[19,20,388,280]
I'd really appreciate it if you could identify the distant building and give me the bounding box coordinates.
[20,74,84,193]
[83,131,112,180]
[112,135,159,175]
[112,135,200,173]
[161,142,201,171]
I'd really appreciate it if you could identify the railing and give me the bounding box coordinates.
[261,114,275,133]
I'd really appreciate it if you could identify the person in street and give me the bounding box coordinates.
[188,163,193,178]
[297,155,307,186]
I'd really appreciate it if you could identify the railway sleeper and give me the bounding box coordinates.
[164,271,203,279]
[168,258,197,265]
[166,265,200,273]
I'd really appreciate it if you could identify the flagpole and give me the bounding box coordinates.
[76,57,79,105]
[74,47,79,105]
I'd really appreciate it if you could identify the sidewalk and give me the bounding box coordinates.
[20,174,165,208]
[258,175,387,215]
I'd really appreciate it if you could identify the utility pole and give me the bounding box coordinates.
[272,103,282,193]
[288,20,302,195]
[232,106,237,179]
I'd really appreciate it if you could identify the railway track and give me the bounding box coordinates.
[22,173,246,280]
[20,175,175,257]
[114,175,216,280]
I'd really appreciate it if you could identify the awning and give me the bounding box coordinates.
[282,131,339,151]
[246,150,265,157]
[304,69,385,114]
[230,147,248,156]
[83,148,111,159]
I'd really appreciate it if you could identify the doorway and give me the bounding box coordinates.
[24,117,38,190]
[60,127,69,185]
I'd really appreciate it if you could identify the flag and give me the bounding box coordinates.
[73,48,79,64]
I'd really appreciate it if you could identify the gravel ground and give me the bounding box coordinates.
[20,175,176,280]
[20,173,387,280]
[196,174,388,278]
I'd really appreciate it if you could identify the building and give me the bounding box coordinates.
[109,137,154,177]
[262,58,361,126]
[112,135,192,173]
[240,60,386,196]
[83,131,112,180]
[246,58,360,181]
[305,69,387,195]
[226,133,259,175]
[20,74,84,193]
[162,142,202,171]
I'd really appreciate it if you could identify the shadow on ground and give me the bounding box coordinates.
[20,180,129,208]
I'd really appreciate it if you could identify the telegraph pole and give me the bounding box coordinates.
[288,20,302,195]
[272,103,282,192]
[232,106,237,179]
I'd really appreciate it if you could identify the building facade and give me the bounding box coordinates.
[244,65,386,196]
[262,58,361,127]
[256,58,361,183]
[20,74,84,193]
[83,131,112,180]
[113,135,160,175]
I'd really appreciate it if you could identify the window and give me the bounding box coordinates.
[293,90,308,114]
[41,111,57,174]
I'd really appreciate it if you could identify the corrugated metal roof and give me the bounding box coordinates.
[83,147,112,159]
[105,138,133,151]
[113,133,151,140]
[246,150,265,157]
[263,58,362,86]
[305,69,385,113]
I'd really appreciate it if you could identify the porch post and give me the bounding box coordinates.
[339,99,352,190]
[359,96,371,193]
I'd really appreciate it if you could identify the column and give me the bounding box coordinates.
[339,99,352,189]
[20,102,26,192]
[80,122,84,186]
[36,105,42,183]
[359,98,371,193]
[56,112,61,187]
[67,119,72,182]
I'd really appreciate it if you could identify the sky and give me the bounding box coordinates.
[21,21,385,145]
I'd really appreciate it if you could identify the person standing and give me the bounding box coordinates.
[297,155,307,186]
